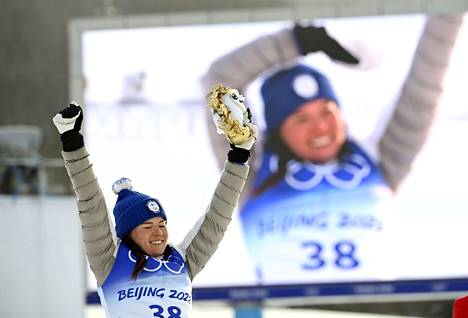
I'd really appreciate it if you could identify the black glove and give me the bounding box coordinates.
[52,103,84,152]
[293,23,359,64]
[228,144,250,164]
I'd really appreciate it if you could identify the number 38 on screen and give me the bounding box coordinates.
[302,240,360,270]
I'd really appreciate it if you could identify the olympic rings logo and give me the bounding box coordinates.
[128,250,185,274]
[269,154,371,190]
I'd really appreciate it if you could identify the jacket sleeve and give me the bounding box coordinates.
[177,160,249,281]
[378,14,463,190]
[201,28,300,94]
[201,28,300,170]
[62,147,116,286]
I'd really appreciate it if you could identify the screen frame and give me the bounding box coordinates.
[69,8,468,305]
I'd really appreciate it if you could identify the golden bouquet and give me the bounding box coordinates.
[208,84,256,146]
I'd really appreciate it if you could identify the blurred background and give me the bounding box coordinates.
[1,1,468,318]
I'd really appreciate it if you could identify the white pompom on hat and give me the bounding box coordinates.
[112,177,133,194]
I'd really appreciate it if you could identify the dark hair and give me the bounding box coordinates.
[253,132,350,196]
[121,234,173,280]
[121,235,148,280]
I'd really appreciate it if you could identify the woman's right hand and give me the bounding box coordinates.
[53,102,83,134]
[52,102,84,152]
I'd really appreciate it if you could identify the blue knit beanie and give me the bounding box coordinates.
[112,178,167,238]
[261,64,339,136]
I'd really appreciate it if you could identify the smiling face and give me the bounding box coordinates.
[279,99,346,162]
[130,217,168,257]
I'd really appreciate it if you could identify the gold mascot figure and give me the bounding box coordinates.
[208,84,256,146]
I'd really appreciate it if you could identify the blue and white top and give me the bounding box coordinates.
[98,243,192,318]
[240,141,393,283]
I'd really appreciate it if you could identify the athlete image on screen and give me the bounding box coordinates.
[201,15,463,283]
[52,102,256,317]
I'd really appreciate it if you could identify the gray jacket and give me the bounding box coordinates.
[201,15,462,191]
[62,147,249,286]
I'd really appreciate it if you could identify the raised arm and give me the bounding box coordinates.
[177,95,257,280]
[378,14,463,190]
[53,104,116,286]
[179,158,249,281]
[201,24,358,93]
[201,28,298,94]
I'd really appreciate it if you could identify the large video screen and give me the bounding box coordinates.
[81,14,468,301]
